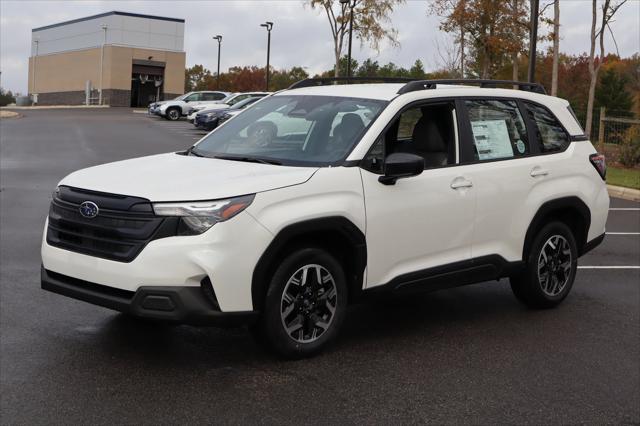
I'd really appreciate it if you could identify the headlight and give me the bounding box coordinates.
[152,194,255,235]
[205,112,217,118]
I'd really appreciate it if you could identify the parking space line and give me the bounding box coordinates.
[578,266,640,269]
[606,232,640,235]
[609,208,640,211]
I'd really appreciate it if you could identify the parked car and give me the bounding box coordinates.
[155,91,230,121]
[186,92,270,122]
[194,96,264,131]
[41,78,609,359]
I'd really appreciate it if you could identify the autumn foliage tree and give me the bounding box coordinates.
[430,0,530,79]
[308,0,404,78]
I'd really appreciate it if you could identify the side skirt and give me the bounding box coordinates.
[363,255,524,297]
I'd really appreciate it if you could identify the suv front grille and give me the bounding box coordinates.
[46,186,173,262]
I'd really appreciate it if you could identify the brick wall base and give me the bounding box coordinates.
[32,90,182,106]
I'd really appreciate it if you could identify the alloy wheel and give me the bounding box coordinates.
[280,264,338,344]
[537,235,572,297]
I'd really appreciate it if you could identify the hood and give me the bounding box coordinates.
[59,153,317,202]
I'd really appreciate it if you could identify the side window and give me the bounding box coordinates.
[362,137,385,173]
[184,93,201,102]
[385,102,457,169]
[465,99,529,161]
[203,93,224,101]
[524,102,570,153]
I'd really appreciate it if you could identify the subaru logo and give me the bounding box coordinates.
[79,201,99,218]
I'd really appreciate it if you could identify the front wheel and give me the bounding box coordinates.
[165,107,181,121]
[510,221,578,309]
[254,247,348,359]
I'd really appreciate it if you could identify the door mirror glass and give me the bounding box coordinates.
[379,152,424,185]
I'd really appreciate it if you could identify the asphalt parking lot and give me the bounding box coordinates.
[1,108,638,424]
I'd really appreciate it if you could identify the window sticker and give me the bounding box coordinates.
[516,139,526,154]
[470,120,514,160]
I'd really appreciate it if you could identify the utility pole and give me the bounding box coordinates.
[340,0,355,77]
[213,35,222,90]
[260,22,273,91]
[527,0,540,83]
[99,24,107,105]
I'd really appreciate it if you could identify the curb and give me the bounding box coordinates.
[1,105,110,110]
[607,184,640,202]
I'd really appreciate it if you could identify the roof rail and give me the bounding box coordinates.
[397,79,546,95]
[288,77,417,90]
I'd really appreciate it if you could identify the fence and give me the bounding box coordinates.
[597,107,639,148]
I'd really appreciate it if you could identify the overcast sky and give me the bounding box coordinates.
[1,0,638,94]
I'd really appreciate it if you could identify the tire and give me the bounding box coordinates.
[165,107,181,121]
[510,221,578,309]
[253,247,348,359]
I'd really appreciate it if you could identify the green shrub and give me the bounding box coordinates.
[618,129,640,168]
[0,89,16,107]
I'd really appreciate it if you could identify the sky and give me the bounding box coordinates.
[1,0,639,94]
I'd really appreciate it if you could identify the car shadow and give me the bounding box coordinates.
[88,279,536,366]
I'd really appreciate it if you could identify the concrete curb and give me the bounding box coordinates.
[608,184,640,202]
[0,111,20,118]
[1,105,109,110]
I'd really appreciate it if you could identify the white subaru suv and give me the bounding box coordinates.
[42,78,609,358]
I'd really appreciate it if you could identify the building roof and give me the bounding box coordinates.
[32,11,184,32]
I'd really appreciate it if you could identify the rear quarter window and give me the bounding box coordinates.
[524,102,570,153]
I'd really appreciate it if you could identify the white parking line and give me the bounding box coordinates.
[578,266,640,269]
[609,208,640,211]
[605,232,640,235]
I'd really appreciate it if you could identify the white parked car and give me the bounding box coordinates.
[156,91,230,120]
[42,79,609,358]
[186,92,271,122]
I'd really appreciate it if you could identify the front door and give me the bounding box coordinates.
[361,100,476,289]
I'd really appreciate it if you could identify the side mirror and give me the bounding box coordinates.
[378,152,424,185]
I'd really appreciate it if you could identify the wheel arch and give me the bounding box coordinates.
[251,216,367,311]
[522,196,591,260]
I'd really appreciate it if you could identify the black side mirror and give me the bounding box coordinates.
[378,152,424,185]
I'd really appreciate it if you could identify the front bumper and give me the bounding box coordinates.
[41,267,258,326]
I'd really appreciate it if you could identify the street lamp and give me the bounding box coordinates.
[99,24,107,105]
[260,21,273,91]
[340,0,355,77]
[213,35,222,89]
[32,39,39,101]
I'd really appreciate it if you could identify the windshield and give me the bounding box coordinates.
[219,93,236,103]
[175,92,192,101]
[192,95,387,166]
[230,97,261,110]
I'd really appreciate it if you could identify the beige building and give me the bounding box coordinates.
[28,11,186,107]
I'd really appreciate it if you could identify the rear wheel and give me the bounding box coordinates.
[511,221,578,309]
[165,107,180,121]
[253,247,347,359]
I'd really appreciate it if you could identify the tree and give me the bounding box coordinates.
[551,0,560,96]
[308,0,404,78]
[595,67,633,117]
[409,59,427,79]
[0,88,15,106]
[431,0,530,79]
[184,65,214,92]
[585,0,627,138]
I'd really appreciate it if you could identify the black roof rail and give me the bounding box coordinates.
[288,77,417,90]
[397,79,546,95]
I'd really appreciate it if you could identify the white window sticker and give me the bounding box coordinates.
[470,120,514,160]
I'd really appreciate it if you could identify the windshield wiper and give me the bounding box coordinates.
[214,155,282,165]
[187,146,206,157]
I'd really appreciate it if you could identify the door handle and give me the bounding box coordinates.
[530,167,549,177]
[450,177,473,189]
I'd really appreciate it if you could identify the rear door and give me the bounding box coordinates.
[457,98,541,262]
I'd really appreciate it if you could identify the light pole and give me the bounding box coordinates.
[32,39,39,101]
[260,21,273,91]
[213,35,222,90]
[527,0,540,83]
[99,24,107,105]
[340,0,355,77]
